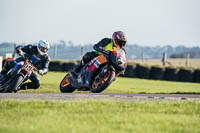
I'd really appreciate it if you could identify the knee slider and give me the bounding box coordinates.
[33,82,40,89]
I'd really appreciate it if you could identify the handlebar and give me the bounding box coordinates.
[20,54,31,62]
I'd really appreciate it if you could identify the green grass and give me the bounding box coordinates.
[2,72,200,133]
[0,100,200,133]
[20,71,200,94]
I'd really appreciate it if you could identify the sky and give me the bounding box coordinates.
[0,0,200,46]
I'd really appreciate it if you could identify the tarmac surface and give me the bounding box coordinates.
[0,93,200,101]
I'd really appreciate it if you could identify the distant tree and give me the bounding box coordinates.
[170,53,185,58]
[170,51,197,58]
[58,40,66,48]
[68,41,74,46]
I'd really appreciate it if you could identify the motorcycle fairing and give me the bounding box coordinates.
[86,54,107,72]
[21,61,34,75]
[84,54,107,86]
[11,61,33,79]
[72,54,108,90]
[11,61,24,74]
[0,61,26,90]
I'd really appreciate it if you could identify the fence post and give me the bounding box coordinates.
[162,52,167,66]
[13,43,17,58]
[186,53,190,67]
[53,44,57,59]
[141,50,144,62]
[81,46,84,59]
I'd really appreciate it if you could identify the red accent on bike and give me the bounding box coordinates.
[118,53,126,62]
[112,51,117,56]
[86,62,97,72]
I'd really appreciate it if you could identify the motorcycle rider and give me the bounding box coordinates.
[0,40,50,91]
[71,31,127,77]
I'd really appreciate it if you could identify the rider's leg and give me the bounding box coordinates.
[71,51,98,77]
[73,60,84,73]
[20,72,40,90]
[70,60,84,78]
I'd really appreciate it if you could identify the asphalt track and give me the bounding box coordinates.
[0,93,200,101]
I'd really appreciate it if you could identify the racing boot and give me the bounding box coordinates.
[13,86,22,93]
[14,84,28,93]
[70,61,84,78]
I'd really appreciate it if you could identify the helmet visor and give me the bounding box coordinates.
[39,46,48,53]
[117,40,127,48]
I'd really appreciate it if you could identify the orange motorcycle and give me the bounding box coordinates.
[60,49,127,93]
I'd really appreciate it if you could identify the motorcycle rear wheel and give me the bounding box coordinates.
[91,70,115,93]
[60,73,76,93]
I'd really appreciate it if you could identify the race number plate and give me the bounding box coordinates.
[22,62,34,75]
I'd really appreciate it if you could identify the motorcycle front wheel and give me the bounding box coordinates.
[91,70,115,93]
[60,73,76,93]
[4,75,24,93]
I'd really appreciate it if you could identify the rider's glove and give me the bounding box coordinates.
[38,70,45,76]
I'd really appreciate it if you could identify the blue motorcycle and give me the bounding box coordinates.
[0,54,38,93]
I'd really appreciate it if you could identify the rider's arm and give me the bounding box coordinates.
[15,44,33,55]
[93,38,112,54]
[39,56,50,75]
[21,44,34,54]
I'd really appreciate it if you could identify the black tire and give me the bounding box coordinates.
[90,70,115,93]
[4,75,24,93]
[0,84,4,93]
[59,74,76,93]
[0,76,9,93]
[0,76,3,92]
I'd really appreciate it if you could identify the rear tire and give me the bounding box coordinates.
[4,75,24,93]
[90,70,115,93]
[60,73,76,93]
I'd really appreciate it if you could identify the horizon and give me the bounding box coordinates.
[0,40,199,48]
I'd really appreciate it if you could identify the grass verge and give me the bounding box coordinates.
[20,72,200,94]
[0,100,200,133]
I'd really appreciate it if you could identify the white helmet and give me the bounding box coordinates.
[37,40,50,55]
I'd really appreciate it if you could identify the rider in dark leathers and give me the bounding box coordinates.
[71,31,127,77]
[0,40,50,91]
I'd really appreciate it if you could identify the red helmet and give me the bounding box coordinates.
[112,31,127,48]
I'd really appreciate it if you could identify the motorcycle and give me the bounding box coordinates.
[0,54,38,93]
[60,48,127,93]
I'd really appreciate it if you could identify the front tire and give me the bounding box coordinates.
[60,73,76,93]
[90,70,115,93]
[4,75,24,93]
[0,83,4,93]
